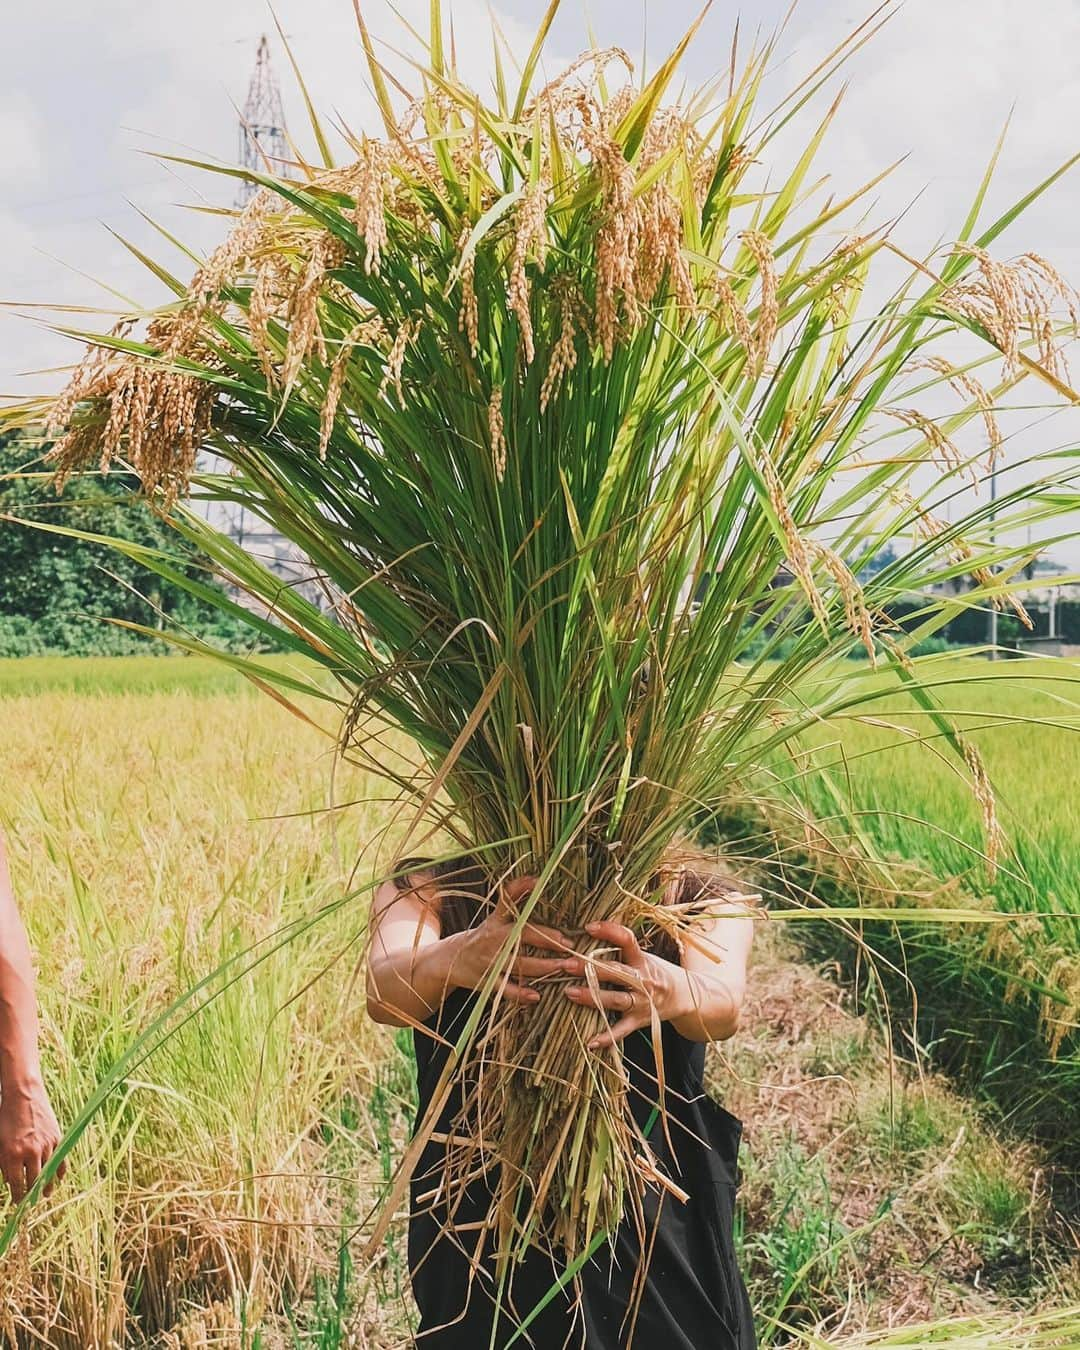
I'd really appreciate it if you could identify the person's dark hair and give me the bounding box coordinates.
[391,852,495,936]
[391,848,749,962]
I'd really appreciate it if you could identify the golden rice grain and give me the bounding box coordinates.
[580,93,641,362]
[637,109,697,312]
[507,182,549,365]
[283,235,347,393]
[524,47,634,122]
[886,407,967,481]
[456,221,479,358]
[319,315,389,461]
[540,275,586,412]
[911,355,1001,467]
[889,487,1033,630]
[944,243,1080,383]
[377,316,419,408]
[756,446,828,631]
[710,273,755,363]
[349,137,393,276]
[44,318,134,440]
[0,1226,32,1345]
[488,383,507,481]
[962,740,1004,876]
[248,252,286,387]
[740,230,778,373]
[807,539,877,661]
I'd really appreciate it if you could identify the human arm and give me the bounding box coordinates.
[0,833,64,1201]
[561,900,755,1049]
[365,871,572,1027]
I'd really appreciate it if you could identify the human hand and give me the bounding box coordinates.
[561,919,689,1049]
[0,1079,64,1203]
[445,875,573,1006]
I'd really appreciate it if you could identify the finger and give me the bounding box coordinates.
[521,922,571,952]
[5,1160,26,1204]
[492,883,512,921]
[22,1152,42,1196]
[561,954,644,989]
[497,978,541,1005]
[564,985,637,1012]
[588,1014,645,1050]
[585,920,645,968]
[42,1147,58,1198]
[495,878,551,933]
[510,955,569,978]
[523,924,572,951]
[500,876,537,910]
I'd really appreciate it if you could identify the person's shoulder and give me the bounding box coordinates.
[701,894,760,918]
[372,863,442,917]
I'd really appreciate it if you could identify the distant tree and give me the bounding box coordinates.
[858,543,897,580]
[1024,554,1069,581]
[0,433,267,656]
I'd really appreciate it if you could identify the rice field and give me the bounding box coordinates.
[764,653,1080,1152]
[1,655,1078,1347]
[0,657,414,1346]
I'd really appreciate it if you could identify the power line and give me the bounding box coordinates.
[237,35,290,205]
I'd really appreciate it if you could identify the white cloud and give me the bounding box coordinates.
[780,0,1080,256]
[2,0,1077,557]
[7,0,1079,360]
[1,93,46,185]
[0,0,566,396]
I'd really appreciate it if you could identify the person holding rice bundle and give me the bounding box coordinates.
[20,2,1080,1343]
[366,845,757,1348]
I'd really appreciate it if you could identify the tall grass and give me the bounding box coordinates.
[0,667,1076,1344]
[771,654,1080,1150]
[0,690,401,1347]
[829,1305,1080,1349]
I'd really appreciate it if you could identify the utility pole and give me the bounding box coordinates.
[228,36,289,554]
[237,35,289,201]
[198,36,329,613]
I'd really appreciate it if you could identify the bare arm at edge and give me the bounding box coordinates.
[0,833,63,1200]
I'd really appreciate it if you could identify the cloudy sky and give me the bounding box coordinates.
[3,0,1079,557]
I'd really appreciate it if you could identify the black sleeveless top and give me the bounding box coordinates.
[408,986,757,1349]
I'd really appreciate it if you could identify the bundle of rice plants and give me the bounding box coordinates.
[7,0,1080,1286]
